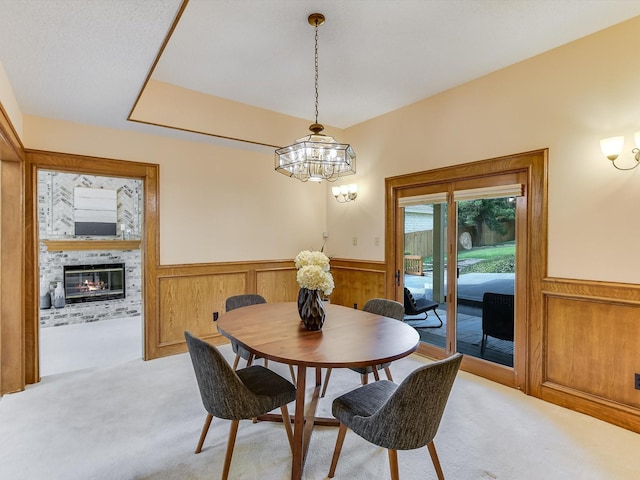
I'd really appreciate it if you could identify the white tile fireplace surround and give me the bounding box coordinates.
[38,170,143,328]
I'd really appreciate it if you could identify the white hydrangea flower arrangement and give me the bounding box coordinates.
[295,250,334,295]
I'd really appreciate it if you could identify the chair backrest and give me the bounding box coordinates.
[225,294,266,312]
[363,298,405,321]
[481,292,514,341]
[403,287,419,312]
[353,353,463,450]
[184,331,265,420]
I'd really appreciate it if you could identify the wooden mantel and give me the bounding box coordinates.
[42,240,141,251]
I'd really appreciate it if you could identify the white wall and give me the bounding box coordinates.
[0,60,22,138]
[330,15,640,284]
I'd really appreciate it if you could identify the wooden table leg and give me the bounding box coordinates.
[258,366,336,479]
[291,365,306,480]
[302,368,322,455]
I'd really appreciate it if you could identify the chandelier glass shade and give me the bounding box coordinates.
[274,13,356,182]
[275,131,356,182]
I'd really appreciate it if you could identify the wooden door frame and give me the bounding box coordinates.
[385,150,548,393]
[0,104,25,395]
[24,151,159,384]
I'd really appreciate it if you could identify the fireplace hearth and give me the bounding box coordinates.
[63,263,125,304]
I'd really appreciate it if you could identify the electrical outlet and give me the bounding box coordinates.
[635,373,640,390]
[213,312,219,322]
[353,303,358,309]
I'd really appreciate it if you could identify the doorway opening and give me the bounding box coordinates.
[36,170,144,377]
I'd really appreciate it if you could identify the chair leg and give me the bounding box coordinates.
[320,368,333,398]
[421,309,443,328]
[263,358,268,368]
[372,368,380,381]
[328,423,348,478]
[480,334,487,356]
[384,366,393,381]
[222,420,239,480]
[427,441,445,480]
[246,353,255,367]
[232,354,241,370]
[289,365,296,383]
[432,309,444,327]
[388,449,400,480]
[281,405,294,452]
[361,373,369,385]
[195,413,213,454]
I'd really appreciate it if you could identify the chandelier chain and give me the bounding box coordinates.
[273,12,356,183]
[314,20,319,125]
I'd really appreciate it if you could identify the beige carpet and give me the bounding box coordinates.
[1,343,639,479]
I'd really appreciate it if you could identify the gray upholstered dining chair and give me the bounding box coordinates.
[328,353,463,480]
[225,294,267,370]
[320,298,405,398]
[184,331,296,480]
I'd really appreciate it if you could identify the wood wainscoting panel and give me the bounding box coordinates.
[256,267,298,302]
[150,259,295,358]
[542,278,640,432]
[329,259,387,309]
[546,296,640,408]
[158,272,246,346]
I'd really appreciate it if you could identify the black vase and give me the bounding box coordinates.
[297,288,325,331]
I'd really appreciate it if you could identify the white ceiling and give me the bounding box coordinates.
[1,0,640,146]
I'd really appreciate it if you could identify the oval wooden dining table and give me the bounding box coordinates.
[217,301,420,480]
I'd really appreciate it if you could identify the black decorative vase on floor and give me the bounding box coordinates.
[297,288,325,331]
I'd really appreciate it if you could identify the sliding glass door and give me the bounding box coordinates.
[402,200,447,349]
[455,193,516,368]
[395,173,526,380]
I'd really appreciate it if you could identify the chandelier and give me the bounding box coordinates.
[275,13,356,182]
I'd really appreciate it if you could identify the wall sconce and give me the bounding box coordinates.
[332,184,358,203]
[600,132,640,170]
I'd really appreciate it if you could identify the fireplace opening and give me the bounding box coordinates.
[63,263,125,304]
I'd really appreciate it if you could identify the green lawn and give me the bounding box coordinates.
[458,245,514,260]
[423,244,516,274]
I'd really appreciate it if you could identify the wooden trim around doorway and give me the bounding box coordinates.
[385,149,548,392]
[0,103,25,395]
[24,150,159,384]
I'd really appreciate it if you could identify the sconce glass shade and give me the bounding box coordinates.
[634,131,640,149]
[600,136,624,160]
[275,133,356,182]
[332,183,358,202]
